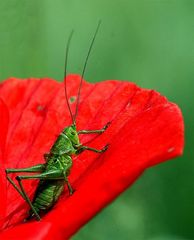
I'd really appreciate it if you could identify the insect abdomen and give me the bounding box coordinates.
[28,180,65,219]
[27,136,74,220]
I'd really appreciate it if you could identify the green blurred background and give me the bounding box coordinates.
[0,1,193,239]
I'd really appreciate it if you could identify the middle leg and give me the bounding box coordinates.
[77,144,109,154]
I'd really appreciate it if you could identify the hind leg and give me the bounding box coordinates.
[6,164,45,199]
[15,170,65,221]
[6,164,45,221]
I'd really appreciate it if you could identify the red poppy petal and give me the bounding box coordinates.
[43,102,183,239]
[0,222,64,240]
[0,75,184,239]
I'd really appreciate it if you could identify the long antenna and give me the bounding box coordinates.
[64,30,75,124]
[73,20,101,121]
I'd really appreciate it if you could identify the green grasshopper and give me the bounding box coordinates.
[5,22,109,221]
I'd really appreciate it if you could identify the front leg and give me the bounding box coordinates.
[78,122,110,135]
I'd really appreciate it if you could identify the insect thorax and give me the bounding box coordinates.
[50,124,80,156]
[46,154,72,176]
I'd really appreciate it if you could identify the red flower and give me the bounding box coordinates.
[0,75,184,239]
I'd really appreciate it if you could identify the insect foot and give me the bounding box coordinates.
[103,122,111,131]
[102,144,109,152]
[70,188,76,195]
[16,176,21,181]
